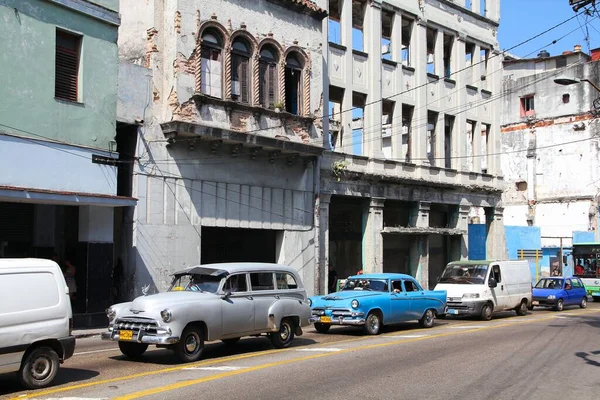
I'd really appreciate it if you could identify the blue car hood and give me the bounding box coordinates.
[314,291,383,302]
[532,288,562,297]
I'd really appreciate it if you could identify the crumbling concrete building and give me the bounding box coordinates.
[116,0,328,296]
[318,0,506,290]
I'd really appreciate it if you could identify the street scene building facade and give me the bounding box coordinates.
[0,0,130,326]
[116,0,328,297]
[320,0,506,291]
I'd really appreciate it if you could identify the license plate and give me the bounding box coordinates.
[320,316,331,323]
[120,330,134,341]
[532,301,539,305]
[448,309,458,315]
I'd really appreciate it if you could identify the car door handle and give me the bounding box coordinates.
[246,295,253,300]
[274,295,280,299]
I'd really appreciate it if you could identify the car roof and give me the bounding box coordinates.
[173,262,298,276]
[346,273,415,280]
[0,258,58,269]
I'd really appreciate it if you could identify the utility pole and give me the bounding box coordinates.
[570,0,596,12]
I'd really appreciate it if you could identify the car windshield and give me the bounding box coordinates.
[169,273,222,293]
[535,278,563,289]
[438,264,488,284]
[341,278,388,292]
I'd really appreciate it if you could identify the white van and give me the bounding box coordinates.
[434,260,532,320]
[0,259,76,389]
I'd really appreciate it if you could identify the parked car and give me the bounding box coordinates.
[434,260,532,320]
[0,258,76,389]
[102,263,315,362]
[531,277,588,311]
[308,273,447,335]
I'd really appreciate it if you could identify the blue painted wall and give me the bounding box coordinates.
[505,226,541,284]
[468,224,486,260]
[573,231,596,244]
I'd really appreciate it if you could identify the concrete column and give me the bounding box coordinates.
[412,21,428,164]
[316,192,331,295]
[471,43,481,87]
[391,10,402,64]
[410,235,429,288]
[486,206,508,259]
[455,204,471,259]
[340,0,354,154]
[487,50,503,176]
[363,197,385,273]
[472,0,481,15]
[434,27,443,78]
[435,112,445,168]
[364,1,383,159]
[455,36,468,172]
[410,201,431,228]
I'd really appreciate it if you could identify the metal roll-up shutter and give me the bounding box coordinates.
[0,202,34,241]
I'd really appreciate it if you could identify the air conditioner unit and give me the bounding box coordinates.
[232,81,240,96]
[382,126,392,138]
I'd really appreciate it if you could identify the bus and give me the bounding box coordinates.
[572,243,600,301]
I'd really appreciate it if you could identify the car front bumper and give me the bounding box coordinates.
[311,314,366,326]
[446,301,486,316]
[101,329,180,345]
[531,298,557,307]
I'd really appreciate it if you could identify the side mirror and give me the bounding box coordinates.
[221,290,232,300]
[488,277,497,288]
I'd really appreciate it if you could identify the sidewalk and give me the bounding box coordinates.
[73,328,106,339]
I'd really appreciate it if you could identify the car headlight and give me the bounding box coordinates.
[160,308,172,323]
[351,299,359,309]
[547,295,556,300]
[462,293,480,299]
[106,307,116,321]
[307,298,312,306]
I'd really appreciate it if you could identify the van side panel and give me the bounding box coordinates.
[498,261,532,308]
[0,262,72,374]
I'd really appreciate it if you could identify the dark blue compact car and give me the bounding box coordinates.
[530,277,588,311]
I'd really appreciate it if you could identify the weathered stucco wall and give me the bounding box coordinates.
[0,0,118,151]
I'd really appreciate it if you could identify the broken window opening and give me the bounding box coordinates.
[444,115,454,169]
[427,111,438,166]
[480,0,487,17]
[401,17,413,67]
[520,95,535,117]
[382,10,394,61]
[466,0,473,10]
[329,86,344,150]
[352,0,366,52]
[402,104,414,163]
[352,92,366,156]
[285,53,303,115]
[443,34,454,79]
[382,100,394,159]
[259,45,279,108]
[465,42,475,84]
[466,120,476,172]
[201,29,224,98]
[516,181,528,192]
[480,48,489,88]
[481,123,490,173]
[231,37,251,103]
[426,27,437,75]
[329,0,343,45]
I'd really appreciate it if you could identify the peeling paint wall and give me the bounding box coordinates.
[501,57,600,247]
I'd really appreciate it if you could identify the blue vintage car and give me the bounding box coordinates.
[308,273,447,335]
[531,277,588,311]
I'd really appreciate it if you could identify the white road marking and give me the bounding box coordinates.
[385,334,428,338]
[295,347,342,352]
[450,325,487,329]
[73,348,121,356]
[183,366,245,371]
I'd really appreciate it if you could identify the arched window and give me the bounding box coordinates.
[285,53,304,115]
[200,29,223,98]
[259,45,279,108]
[231,37,251,103]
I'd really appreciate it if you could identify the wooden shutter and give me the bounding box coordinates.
[55,30,80,102]
[259,61,267,106]
[240,58,249,103]
[268,63,276,107]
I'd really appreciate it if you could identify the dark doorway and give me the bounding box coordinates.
[329,196,364,279]
[201,227,277,264]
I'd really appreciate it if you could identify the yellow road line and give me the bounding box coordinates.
[115,308,600,399]
[11,307,599,400]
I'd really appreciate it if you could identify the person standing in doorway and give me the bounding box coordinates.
[63,259,77,306]
[328,264,338,293]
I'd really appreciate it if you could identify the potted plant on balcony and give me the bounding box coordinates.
[273,101,284,113]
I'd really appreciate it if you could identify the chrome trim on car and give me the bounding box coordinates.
[101,331,180,345]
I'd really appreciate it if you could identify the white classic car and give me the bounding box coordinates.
[102,263,316,362]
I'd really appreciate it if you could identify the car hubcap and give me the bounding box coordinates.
[280,323,290,341]
[485,306,491,318]
[185,333,199,354]
[369,316,379,331]
[583,299,587,307]
[31,356,51,380]
[426,310,433,323]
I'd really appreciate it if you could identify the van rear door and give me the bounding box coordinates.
[489,264,510,310]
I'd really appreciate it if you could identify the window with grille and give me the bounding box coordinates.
[55,30,81,102]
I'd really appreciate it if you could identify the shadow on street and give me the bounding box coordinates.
[0,367,99,396]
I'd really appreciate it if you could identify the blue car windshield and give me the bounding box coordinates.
[438,264,488,284]
[341,278,388,292]
[535,279,563,289]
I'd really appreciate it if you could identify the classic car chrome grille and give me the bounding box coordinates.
[312,307,353,316]
[114,318,159,335]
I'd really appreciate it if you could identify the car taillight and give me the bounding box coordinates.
[69,318,73,335]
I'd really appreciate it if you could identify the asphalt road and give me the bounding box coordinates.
[2,305,600,399]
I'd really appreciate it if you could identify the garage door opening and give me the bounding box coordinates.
[201,227,277,264]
